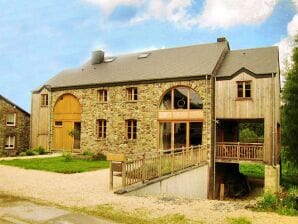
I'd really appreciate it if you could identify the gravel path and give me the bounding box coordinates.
[0,165,297,224]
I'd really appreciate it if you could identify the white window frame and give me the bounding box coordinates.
[5,136,15,149]
[6,113,16,126]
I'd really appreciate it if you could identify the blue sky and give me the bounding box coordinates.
[0,0,297,112]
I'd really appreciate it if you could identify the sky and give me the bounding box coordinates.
[0,0,297,112]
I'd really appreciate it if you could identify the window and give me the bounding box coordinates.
[41,94,48,106]
[160,86,203,110]
[237,81,251,98]
[126,119,137,140]
[96,119,107,139]
[104,57,116,63]
[55,121,63,127]
[138,53,150,59]
[127,88,138,101]
[6,113,16,126]
[97,89,108,102]
[5,136,15,149]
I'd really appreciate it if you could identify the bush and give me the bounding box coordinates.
[92,152,106,161]
[63,152,73,162]
[19,152,26,156]
[82,150,95,157]
[258,192,277,211]
[257,189,298,216]
[35,146,46,155]
[25,149,38,156]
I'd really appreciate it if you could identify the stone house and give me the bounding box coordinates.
[0,95,30,156]
[31,38,281,197]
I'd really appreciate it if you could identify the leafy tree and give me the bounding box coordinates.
[282,37,298,164]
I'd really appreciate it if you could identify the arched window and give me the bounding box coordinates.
[160,86,203,110]
[158,86,204,150]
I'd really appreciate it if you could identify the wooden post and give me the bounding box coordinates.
[237,142,240,161]
[182,146,184,169]
[141,153,145,183]
[171,148,174,174]
[159,151,162,177]
[109,161,113,190]
[220,183,225,200]
[122,161,126,187]
[190,145,193,165]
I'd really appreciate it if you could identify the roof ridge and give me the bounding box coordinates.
[0,94,30,115]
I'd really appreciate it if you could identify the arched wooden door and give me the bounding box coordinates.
[53,94,81,151]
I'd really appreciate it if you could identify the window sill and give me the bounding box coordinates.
[40,105,48,107]
[235,97,252,101]
[97,102,108,104]
[124,139,137,143]
[5,147,15,150]
[125,100,138,103]
[95,138,107,141]
[6,124,16,127]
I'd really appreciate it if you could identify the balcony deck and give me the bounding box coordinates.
[216,142,264,163]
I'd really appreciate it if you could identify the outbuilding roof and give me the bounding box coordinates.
[0,94,30,116]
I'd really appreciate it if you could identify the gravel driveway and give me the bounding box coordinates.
[0,165,297,224]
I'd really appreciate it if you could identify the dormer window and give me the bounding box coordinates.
[237,81,251,99]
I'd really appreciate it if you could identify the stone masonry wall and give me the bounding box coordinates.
[0,98,30,156]
[50,79,212,155]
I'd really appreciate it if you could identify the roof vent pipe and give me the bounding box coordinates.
[91,50,104,65]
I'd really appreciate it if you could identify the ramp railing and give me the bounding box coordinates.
[107,145,208,190]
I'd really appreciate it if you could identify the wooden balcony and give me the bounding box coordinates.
[216,142,264,163]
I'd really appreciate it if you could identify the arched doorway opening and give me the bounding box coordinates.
[53,94,81,151]
[158,86,204,150]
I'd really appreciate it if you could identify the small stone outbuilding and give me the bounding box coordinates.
[0,95,30,156]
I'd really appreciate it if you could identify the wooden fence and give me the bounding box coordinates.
[216,142,263,161]
[108,145,208,189]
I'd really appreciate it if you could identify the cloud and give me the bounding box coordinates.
[84,0,277,28]
[85,0,143,17]
[275,1,298,73]
[195,0,277,29]
[130,0,192,26]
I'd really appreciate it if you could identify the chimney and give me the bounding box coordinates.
[91,50,104,65]
[217,37,227,42]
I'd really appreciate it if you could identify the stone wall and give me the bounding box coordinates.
[0,98,30,156]
[49,79,212,154]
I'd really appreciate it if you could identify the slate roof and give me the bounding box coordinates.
[0,94,30,115]
[217,46,279,77]
[38,40,279,91]
[44,41,228,89]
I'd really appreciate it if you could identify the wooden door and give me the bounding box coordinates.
[53,94,81,151]
[53,121,74,151]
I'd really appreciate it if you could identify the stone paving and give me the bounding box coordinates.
[0,195,115,224]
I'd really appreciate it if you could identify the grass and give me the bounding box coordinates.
[240,163,298,188]
[0,156,109,173]
[78,204,203,224]
[240,163,264,179]
[226,217,251,224]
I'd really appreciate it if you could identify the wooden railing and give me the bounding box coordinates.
[108,145,208,189]
[216,142,263,162]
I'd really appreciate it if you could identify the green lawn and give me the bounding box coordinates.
[0,156,109,174]
[240,163,298,188]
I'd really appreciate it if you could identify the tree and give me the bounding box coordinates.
[282,36,298,164]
